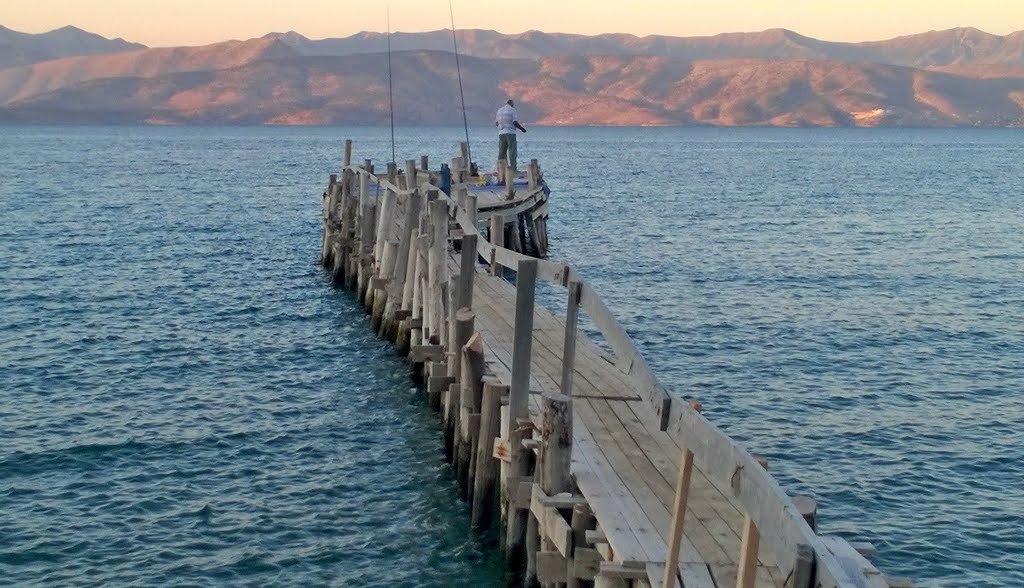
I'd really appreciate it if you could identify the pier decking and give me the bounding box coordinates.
[318,140,912,588]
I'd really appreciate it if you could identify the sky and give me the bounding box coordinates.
[4,0,1023,47]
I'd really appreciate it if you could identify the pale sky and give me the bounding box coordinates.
[4,0,1022,47]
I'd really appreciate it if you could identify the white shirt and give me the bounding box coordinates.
[496,104,517,135]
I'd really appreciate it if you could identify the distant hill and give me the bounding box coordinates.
[0,25,144,69]
[1,25,1024,127]
[0,37,297,104]
[3,51,1023,127]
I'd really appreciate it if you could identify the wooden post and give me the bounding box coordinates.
[527,161,537,190]
[357,168,375,304]
[451,156,464,186]
[457,329,484,498]
[516,213,528,256]
[472,378,505,531]
[465,193,478,234]
[344,139,352,167]
[371,240,399,333]
[506,258,537,566]
[539,393,572,493]
[410,237,427,349]
[330,242,344,282]
[793,496,818,532]
[526,214,542,257]
[458,233,477,311]
[339,169,354,269]
[791,544,815,588]
[561,281,582,396]
[535,392,573,587]
[505,165,515,199]
[662,448,695,588]
[445,308,474,463]
[567,504,597,588]
[735,457,768,588]
[489,214,504,277]
[427,199,449,344]
[374,185,397,268]
[736,517,761,588]
[395,229,420,352]
[420,155,429,171]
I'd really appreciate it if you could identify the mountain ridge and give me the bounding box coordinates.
[0,25,144,69]
[4,51,1023,127]
[3,24,1024,127]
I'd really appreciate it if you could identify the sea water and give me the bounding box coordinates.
[1,126,1021,587]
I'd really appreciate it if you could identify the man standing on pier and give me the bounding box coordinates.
[495,99,527,172]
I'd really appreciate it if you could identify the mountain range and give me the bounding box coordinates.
[2,25,1024,126]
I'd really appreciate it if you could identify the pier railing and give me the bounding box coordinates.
[320,141,909,588]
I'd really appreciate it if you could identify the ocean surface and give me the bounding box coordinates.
[1,126,1021,587]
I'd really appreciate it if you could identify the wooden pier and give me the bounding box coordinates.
[318,140,913,588]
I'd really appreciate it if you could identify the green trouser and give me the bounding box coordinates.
[498,133,517,171]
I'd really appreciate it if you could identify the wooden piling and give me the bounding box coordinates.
[472,378,506,531]
[444,308,474,462]
[506,258,537,568]
[374,184,398,272]
[457,329,484,499]
[371,240,399,333]
[793,496,818,532]
[568,504,597,588]
[430,200,450,345]
[489,214,504,277]
[457,234,477,311]
[505,166,515,199]
[357,167,375,304]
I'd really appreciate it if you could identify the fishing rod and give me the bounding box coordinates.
[386,5,396,164]
[448,0,472,170]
